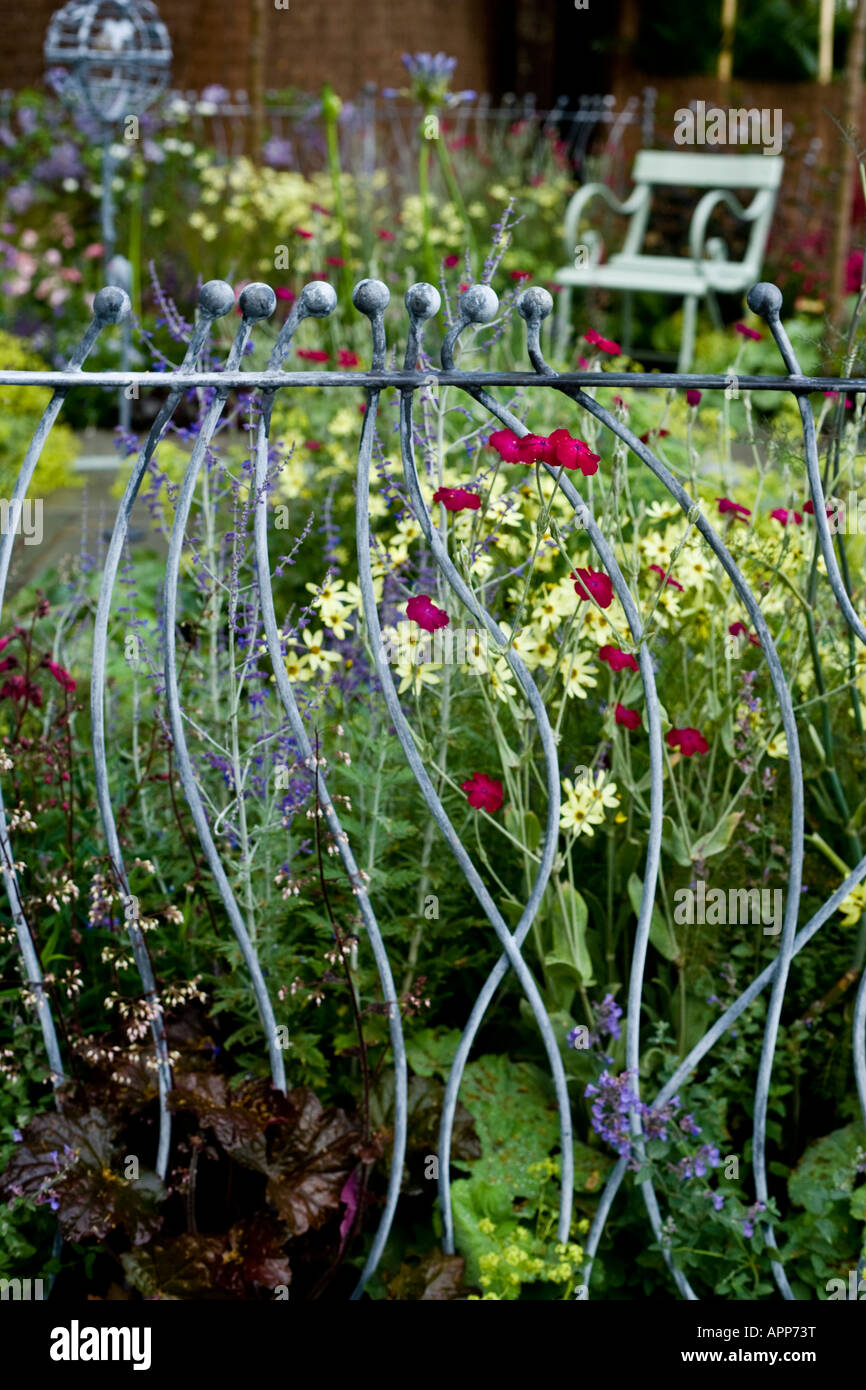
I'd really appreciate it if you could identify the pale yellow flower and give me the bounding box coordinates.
[297,629,341,674]
[558,650,598,699]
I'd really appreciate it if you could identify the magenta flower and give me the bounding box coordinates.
[666,727,709,756]
[461,772,504,813]
[510,269,531,281]
[571,568,614,608]
[615,703,641,730]
[599,645,639,673]
[585,327,622,354]
[729,621,761,648]
[274,287,296,302]
[326,255,346,267]
[443,254,460,268]
[686,389,702,407]
[432,487,481,512]
[406,594,449,633]
[488,428,522,462]
[770,507,803,526]
[649,564,684,592]
[0,675,42,706]
[44,659,76,692]
[734,322,762,341]
[516,433,551,465]
[717,496,751,521]
[376,229,395,241]
[337,349,360,367]
[294,228,314,239]
[297,349,329,363]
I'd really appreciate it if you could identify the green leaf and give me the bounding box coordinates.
[691,811,742,861]
[660,815,692,867]
[458,1054,560,1194]
[504,807,542,853]
[545,883,595,986]
[627,873,680,964]
[405,1027,462,1080]
[788,1122,866,1217]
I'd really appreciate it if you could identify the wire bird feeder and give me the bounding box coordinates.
[44,0,172,429]
[44,0,171,130]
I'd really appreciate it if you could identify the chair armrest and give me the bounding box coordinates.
[563,181,649,260]
[688,187,772,265]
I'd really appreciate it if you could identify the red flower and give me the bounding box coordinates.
[734,322,762,341]
[0,657,17,672]
[432,487,481,512]
[577,355,590,369]
[717,497,751,521]
[294,228,314,239]
[461,771,504,813]
[376,229,395,241]
[406,594,449,633]
[488,429,522,462]
[305,441,322,450]
[516,433,552,465]
[338,349,360,368]
[824,391,853,408]
[326,256,346,267]
[547,428,600,475]
[599,644,639,672]
[510,269,531,281]
[310,271,329,281]
[0,635,11,653]
[729,621,761,648]
[443,254,460,268]
[615,703,641,730]
[770,507,803,526]
[0,675,42,706]
[638,429,670,444]
[649,564,684,592]
[274,287,296,302]
[297,349,329,363]
[686,389,702,407]
[45,659,76,692]
[585,327,622,355]
[802,500,835,519]
[310,203,331,216]
[666,727,709,756]
[572,568,613,608]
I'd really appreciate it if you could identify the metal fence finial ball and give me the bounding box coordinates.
[239,283,277,322]
[299,282,338,317]
[198,281,236,319]
[460,284,498,323]
[92,285,131,323]
[517,286,554,323]
[352,279,390,315]
[405,284,441,320]
[747,283,783,321]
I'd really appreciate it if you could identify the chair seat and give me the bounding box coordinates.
[554,254,755,296]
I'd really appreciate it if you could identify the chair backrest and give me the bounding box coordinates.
[621,151,783,261]
[631,150,784,191]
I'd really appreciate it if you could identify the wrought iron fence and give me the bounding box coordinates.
[1,272,865,1301]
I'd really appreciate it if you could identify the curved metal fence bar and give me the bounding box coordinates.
[162,282,286,1094]
[507,289,693,1296]
[5,275,866,1300]
[432,284,679,1276]
[524,311,807,1302]
[251,280,409,1300]
[582,849,866,1290]
[352,278,574,1247]
[0,286,131,1090]
[90,279,236,1179]
[398,283,572,1254]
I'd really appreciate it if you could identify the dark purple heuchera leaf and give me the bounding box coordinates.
[167,1074,292,1148]
[232,1087,361,1237]
[121,1235,227,1300]
[387,1249,466,1301]
[1,1108,165,1245]
[122,1218,292,1300]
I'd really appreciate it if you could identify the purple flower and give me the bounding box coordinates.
[711,1192,725,1211]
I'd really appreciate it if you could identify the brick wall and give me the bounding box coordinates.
[1,0,500,98]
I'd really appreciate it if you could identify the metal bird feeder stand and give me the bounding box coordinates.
[44,0,172,429]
